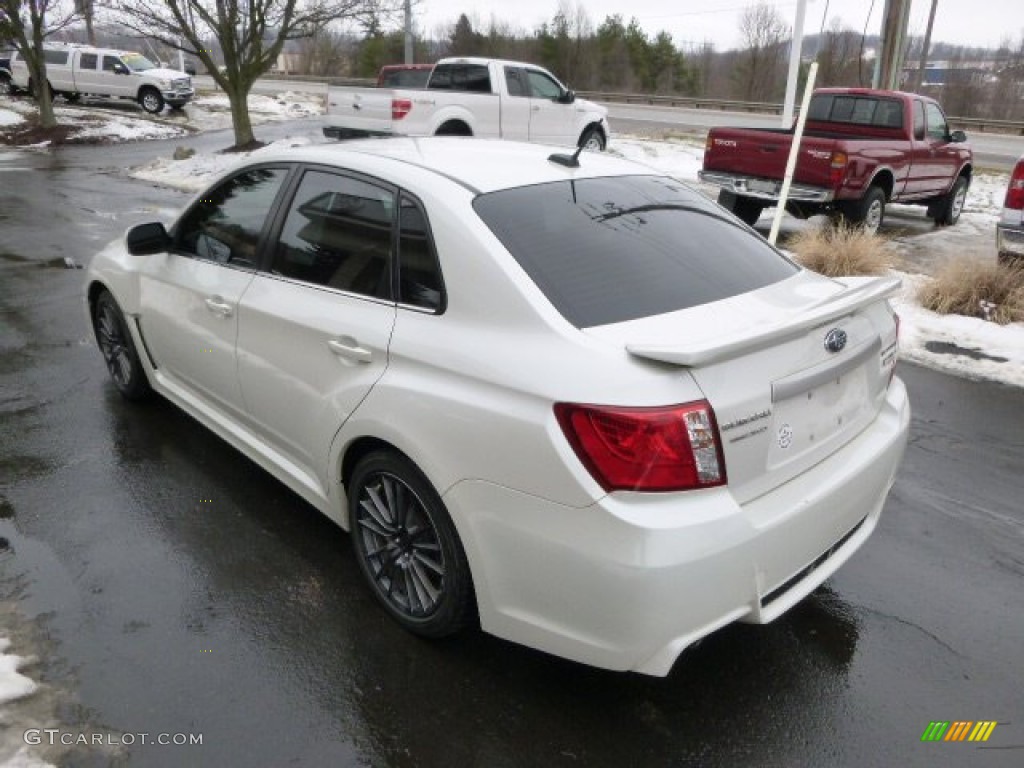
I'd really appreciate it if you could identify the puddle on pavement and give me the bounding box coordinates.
[924,340,1009,363]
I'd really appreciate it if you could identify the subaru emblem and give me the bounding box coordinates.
[824,328,848,354]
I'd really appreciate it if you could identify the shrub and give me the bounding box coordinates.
[917,258,1024,325]
[787,223,892,277]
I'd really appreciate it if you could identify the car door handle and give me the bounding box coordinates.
[327,338,372,364]
[204,297,233,317]
[531,105,541,112]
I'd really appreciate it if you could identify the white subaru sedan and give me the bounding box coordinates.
[86,138,909,675]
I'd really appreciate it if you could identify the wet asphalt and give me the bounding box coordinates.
[1,119,1023,768]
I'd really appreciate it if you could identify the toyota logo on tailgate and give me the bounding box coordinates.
[824,328,848,353]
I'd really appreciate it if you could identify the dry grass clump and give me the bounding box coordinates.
[788,223,892,277]
[917,258,1024,325]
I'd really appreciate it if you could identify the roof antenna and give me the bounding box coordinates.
[548,144,584,168]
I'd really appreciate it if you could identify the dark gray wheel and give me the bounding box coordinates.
[349,451,473,638]
[934,175,968,226]
[717,190,764,227]
[579,127,606,151]
[91,290,152,401]
[139,87,164,114]
[839,185,886,234]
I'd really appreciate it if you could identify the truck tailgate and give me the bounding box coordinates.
[325,87,395,135]
[704,127,838,189]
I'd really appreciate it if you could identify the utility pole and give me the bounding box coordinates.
[911,0,939,91]
[404,0,413,64]
[874,0,912,90]
[781,0,808,127]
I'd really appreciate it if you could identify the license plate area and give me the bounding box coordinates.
[767,364,871,469]
[748,179,780,195]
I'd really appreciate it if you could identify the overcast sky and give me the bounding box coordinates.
[415,0,1024,52]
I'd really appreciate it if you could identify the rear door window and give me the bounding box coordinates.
[473,175,798,327]
[79,53,98,70]
[43,49,69,66]
[428,64,492,93]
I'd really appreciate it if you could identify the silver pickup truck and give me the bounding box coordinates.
[323,56,610,150]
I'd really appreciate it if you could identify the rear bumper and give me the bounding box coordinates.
[996,221,1024,259]
[445,377,909,676]
[699,170,835,203]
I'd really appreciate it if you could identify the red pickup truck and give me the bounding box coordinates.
[699,88,972,232]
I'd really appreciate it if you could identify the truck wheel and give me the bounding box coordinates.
[435,120,471,136]
[934,176,968,226]
[578,127,606,151]
[717,190,764,227]
[64,92,80,103]
[840,186,886,235]
[139,87,164,114]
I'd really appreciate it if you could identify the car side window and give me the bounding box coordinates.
[398,195,444,311]
[79,53,98,70]
[504,67,526,98]
[526,70,562,100]
[175,167,288,267]
[102,56,122,73]
[43,49,69,66]
[925,103,948,141]
[271,170,394,299]
[913,101,926,140]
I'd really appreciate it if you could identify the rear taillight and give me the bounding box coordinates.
[554,401,726,492]
[392,98,412,120]
[830,151,848,187]
[1005,159,1024,210]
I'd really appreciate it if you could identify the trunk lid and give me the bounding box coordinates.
[584,272,900,504]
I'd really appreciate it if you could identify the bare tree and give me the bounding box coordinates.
[108,0,388,148]
[73,0,93,44]
[0,0,79,129]
[817,18,861,86]
[733,3,788,101]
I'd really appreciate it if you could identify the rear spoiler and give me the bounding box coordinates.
[626,276,901,367]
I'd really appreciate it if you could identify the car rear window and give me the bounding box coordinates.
[473,175,798,328]
[808,94,904,129]
[380,67,432,88]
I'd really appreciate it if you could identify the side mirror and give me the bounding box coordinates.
[558,89,576,105]
[115,64,130,75]
[949,129,967,143]
[126,222,170,256]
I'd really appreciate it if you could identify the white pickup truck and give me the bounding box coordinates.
[323,57,610,150]
[10,43,194,114]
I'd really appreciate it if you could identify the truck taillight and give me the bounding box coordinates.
[1005,159,1024,211]
[392,99,412,120]
[554,401,726,492]
[704,134,713,154]
[830,151,848,187]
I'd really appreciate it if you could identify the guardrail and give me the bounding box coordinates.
[576,89,1024,136]
[256,74,1024,136]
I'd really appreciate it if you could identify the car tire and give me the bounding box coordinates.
[579,127,606,151]
[139,87,164,114]
[839,185,886,235]
[934,175,968,226]
[91,290,153,401]
[349,451,474,638]
[717,190,764,227]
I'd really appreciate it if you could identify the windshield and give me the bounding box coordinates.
[473,175,799,328]
[121,53,157,72]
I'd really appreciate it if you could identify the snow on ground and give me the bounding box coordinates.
[131,135,313,192]
[0,88,324,145]
[0,108,24,127]
[77,128,1024,390]
[0,638,54,768]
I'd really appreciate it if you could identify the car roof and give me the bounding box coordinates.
[436,57,554,72]
[254,138,658,195]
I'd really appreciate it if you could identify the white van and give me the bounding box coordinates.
[10,43,194,114]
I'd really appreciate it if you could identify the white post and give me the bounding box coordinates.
[404,0,413,64]
[769,61,818,246]
[781,0,808,127]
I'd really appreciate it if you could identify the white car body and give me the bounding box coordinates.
[10,43,193,112]
[324,57,610,150]
[85,139,909,675]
